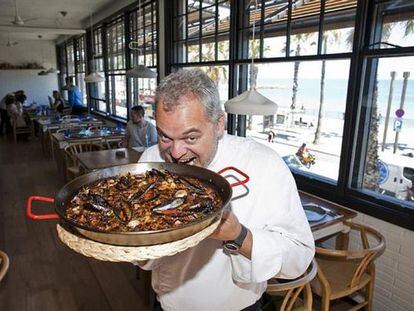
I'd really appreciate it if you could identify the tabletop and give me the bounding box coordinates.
[299,191,357,241]
[76,148,143,171]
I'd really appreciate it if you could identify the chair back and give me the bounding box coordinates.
[65,140,103,156]
[315,221,385,289]
[0,250,10,283]
[266,259,317,311]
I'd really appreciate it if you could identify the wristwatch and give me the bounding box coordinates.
[223,224,248,254]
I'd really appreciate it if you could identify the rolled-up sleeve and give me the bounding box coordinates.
[229,155,315,283]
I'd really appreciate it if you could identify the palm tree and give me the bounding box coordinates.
[313,31,341,144]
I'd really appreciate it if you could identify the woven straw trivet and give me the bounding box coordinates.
[56,220,220,262]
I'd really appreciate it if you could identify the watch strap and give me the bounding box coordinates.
[228,224,248,248]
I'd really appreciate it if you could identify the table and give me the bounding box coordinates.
[299,191,357,241]
[76,148,143,172]
[51,129,126,182]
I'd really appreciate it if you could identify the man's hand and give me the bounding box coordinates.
[210,210,252,259]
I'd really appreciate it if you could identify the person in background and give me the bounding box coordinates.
[0,93,14,135]
[62,76,85,115]
[52,90,65,113]
[296,143,309,160]
[136,70,314,311]
[124,105,157,148]
[7,93,27,128]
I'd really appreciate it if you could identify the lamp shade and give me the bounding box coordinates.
[224,89,278,115]
[126,65,157,79]
[84,72,105,83]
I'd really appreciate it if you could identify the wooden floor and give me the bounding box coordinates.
[0,135,151,311]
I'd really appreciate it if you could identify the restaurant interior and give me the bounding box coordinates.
[0,0,414,310]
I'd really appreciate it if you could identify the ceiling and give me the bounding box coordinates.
[0,0,115,42]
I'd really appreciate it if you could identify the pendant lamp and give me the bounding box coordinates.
[126,0,157,79]
[224,0,277,116]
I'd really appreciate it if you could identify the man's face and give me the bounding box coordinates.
[156,94,225,167]
[131,111,144,124]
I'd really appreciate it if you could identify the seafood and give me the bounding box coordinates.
[66,169,222,232]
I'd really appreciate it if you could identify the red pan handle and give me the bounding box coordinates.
[27,196,59,220]
[217,166,250,188]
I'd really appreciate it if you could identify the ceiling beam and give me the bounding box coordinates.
[0,25,85,35]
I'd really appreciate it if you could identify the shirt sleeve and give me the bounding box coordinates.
[229,154,315,284]
[148,123,158,146]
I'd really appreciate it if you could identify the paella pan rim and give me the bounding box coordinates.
[53,162,232,245]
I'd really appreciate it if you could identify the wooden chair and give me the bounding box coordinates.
[104,137,123,149]
[265,259,318,311]
[64,140,104,179]
[311,221,385,311]
[0,250,10,283]
[12,122,32,143]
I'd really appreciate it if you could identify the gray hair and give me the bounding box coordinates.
[155,69,224,122]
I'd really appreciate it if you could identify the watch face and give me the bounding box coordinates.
[223,242,239,254]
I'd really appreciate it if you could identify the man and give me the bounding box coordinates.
[62,76,85,115]
[137,70,314,311]
[125,105,157,148]
[0,93,13,135]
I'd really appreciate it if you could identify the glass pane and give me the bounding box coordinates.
[98,101,107,112]
[202,6,216,36]
[181,65,229,107]
[218,0,230,33]
[263,22,287,58]
[217,34,229,61]
[76,73,87,104]
[374,0,414,49]
[129,77,157,119]
[289,0,320,56]
[113,75,127,118]
[188,43,199,62]
[321,0,357,54]
[201,37,216,61]
[354,56,414,205]
[240,59,350,182]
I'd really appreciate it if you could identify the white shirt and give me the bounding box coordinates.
[138,134,315,311]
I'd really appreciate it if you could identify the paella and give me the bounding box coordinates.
[66,168,223,232]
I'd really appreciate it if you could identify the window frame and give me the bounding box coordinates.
[165,0,414,230]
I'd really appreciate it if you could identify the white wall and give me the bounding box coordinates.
[0,40,58,105]
[0,39,57,69]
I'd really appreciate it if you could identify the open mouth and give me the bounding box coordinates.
[178,157,197,165]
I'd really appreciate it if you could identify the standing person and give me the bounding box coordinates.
[63,76,85,115]
[137,70,314,311]
[7,93,27,128]
[124,105,157,148]
[0,93,13,135]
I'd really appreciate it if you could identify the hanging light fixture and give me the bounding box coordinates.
[126,0,157,79]
[84,11,105,83]
[224,0,277,116]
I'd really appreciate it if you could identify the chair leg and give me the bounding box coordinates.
[364,279,374,311]
[320,295,330,311]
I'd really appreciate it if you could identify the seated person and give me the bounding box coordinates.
[6,93,27,128]
[52,90,65,113]
[124,105,157,148]
[0,93,14,135]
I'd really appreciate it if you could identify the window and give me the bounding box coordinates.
[351,1,414,207]
[75,35,87,104]
[172,0,231,63]
[234,0,356,183]
[90,27,107,113]
[167,0,414,227]
[129,1,158,119]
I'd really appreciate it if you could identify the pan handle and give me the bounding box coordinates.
[26,196,59,220]
[217,166,250,188]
